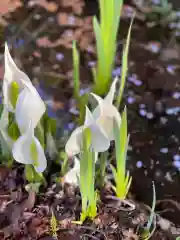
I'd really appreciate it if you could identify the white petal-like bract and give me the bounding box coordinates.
[12,124,47,172]
[3,43,32,111]
[65,126,84,156]
[65,106,110,156]
[15,87,46,133]
[63,157,80,185]
[65,79,121,156]
[105,77,118,104]
[91,79,121,140]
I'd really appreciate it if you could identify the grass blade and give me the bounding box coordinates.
[72,40,80,99]
[116,15,134,108]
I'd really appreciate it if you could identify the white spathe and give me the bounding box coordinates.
[15,87,46,134]
[12,123,47,173]
[65,106,110,156]
[65,78,121,156]
[63,157,80,185]
[3,43,32,112]
[91,77,121,140]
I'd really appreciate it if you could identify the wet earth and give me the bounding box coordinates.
[0,0,180,239]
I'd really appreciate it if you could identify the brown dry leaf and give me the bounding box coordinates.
[57,12,69,26]
[83,17,93,30]
[57,12,83,27]
[72,1,84,15]
[60,0,84,15]
[79,32,94,50]
[0,167,9,181]
[30,0,58,12]
[123,228,139,240]
[0,0,22,15]
[24,191,36,211]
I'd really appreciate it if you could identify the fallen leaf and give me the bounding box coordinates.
[0,0,22,15]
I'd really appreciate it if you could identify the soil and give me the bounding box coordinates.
[0,0,180,239]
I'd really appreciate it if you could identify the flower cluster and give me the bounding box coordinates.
[64,77,121,184]
[0,43,47,172]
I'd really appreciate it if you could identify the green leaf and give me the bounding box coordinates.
[60,152,68,177]
[25,182,41,193]
[146,182,156,230]
[97,151,108,187]
[79,128,97,222]
[50,210,58,238]
[47,118,57,136]
[113,106,131,199]
[140,182,156,240]
[7,122,20,141]
[116,15,134,108]
[93,0,123,95]
[0,130,12,158]
[72,40,80,99]
[30,140,38,167]
[9,81,20,109]
[35,123,44,148]
[25,165,35,182]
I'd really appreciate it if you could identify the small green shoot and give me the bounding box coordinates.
[72,40,80,99]
[140,182,156,240]
[79,128,98,223]
[60,151,68,177]
[72,40,89,124]
[116,15,134,108]
[93,0,123,95]
[111,106,132,200]
[50,210,58,239]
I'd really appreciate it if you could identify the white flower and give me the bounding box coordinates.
[65,106,110,156]
[65,78,120,156]
[91,77,121,140]
[3,43,33,112]
[12,122,47,173]
[63,157,80,185]
[15,87,46,133]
